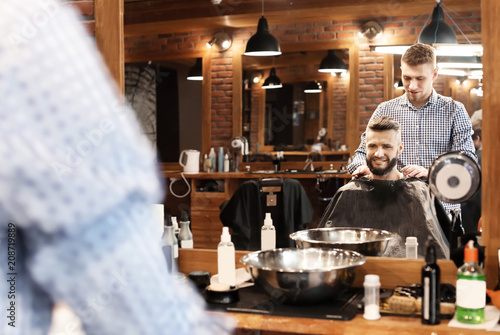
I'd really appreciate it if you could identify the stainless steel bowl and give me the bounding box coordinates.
[240,248,366,304]
[290,227,393,256]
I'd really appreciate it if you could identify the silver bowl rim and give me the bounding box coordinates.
[239,247,367,272]
[289,227,394,245]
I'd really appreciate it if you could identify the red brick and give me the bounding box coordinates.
[212,78,224,84]
[365,64,384,71]
[299,34,316,41]
[218,97,232,103]
[212,116,225,122]
[175,32,190,37]
[211,91,224,97]
[167,37,183,44]
[282,35,299,42]
[375,84,384,90]
[359,57,376,64]
[306,27,324,34]
[314,21,332,27]
[394,28,414,36]
[393,16,411,22]
[217,85,232,91]
[284,29,302,35]
[337,32,355,39]
[342,25,359,31]
[296,22,313,29]
[214,59,232,65]
[359,85,374,91]
[212,65,226,72]
[276,23,295,30]
[365,91,383,98]
[384,23,403,29]
[178,43,193,49]
[318,33,336,40]
[234,32,253,39]
[365,78,384,84]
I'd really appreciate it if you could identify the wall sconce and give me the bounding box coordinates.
[455,76,468,85]
[359,21,383,41]
[250,71,263,84]
[206,32,232,52]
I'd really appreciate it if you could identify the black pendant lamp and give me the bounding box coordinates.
[318,50,347,74]
[418,1,457,44]
[262,68,282,89]
[244,0,281,56]
[304,81,322,93]
[187,58,203,81]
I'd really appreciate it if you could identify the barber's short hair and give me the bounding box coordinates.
[367,116,401,133]
[402,43,436,66]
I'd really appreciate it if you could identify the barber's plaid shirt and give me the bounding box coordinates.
[348,90,477,173]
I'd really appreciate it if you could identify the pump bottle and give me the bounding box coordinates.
[209,148,217,172]
[178,211,193,249]
[218,227,236,287]
[162,215,178,273]
[456,240,485,324]
[406,236,418,259]
[261,213,276,250]
[421,240,440,324]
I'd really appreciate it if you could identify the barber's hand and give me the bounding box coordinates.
[351,165,370,178]
[401,165,428,179]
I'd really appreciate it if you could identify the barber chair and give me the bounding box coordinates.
[219,178,313,250]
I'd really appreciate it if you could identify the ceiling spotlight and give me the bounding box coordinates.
[206,32,232,52]
[359,21,383,41]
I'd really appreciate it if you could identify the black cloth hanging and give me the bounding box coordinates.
[220,178,314,250]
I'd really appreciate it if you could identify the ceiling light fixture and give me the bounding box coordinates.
[244,0,281,56]
[438,68,467,76]
[370,1,482,57]
[262,67,282,89]
[418,0,457,44]
[187,58,203,81]
[206,32,232,52]
[468,70,483,80]
[304,81,322,93]
[437,56,482,69]
[359,21,384,41]
[318,50,347,74]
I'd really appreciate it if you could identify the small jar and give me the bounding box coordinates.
[363,274,381,320]
[406,236,418,259]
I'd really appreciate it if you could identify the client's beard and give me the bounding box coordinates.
[367,156,398,176]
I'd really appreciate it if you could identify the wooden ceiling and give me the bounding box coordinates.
[124,0,481,37]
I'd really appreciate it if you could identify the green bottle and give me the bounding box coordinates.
[456,240,485,324]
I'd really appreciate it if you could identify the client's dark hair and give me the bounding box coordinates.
[367,116,401,132]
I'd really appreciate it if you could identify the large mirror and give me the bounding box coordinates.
[234,41,360,155]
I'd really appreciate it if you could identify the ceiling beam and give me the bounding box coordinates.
[124,0,481,37]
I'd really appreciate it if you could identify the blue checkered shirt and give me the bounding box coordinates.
[0,1,234,334]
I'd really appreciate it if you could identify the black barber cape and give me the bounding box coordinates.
[220,179,313,250]
[318,177,450,259]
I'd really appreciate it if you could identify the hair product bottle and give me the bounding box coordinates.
[217,227,236,287]
[456,240,485,324]
[261,213,276,250]
[421,240,440,324]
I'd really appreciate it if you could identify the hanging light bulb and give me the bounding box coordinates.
[187,58,203,81]
[262,67,282,89]
[419,1,457,44]
[318,50,347,74]
[304,81,322,93]
[244,0,281,56]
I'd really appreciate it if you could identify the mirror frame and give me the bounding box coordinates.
[233,40,360,155]
[124,49,212,158]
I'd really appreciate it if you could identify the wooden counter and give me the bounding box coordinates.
[179,249,492,335]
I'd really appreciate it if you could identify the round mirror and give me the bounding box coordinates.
[428,151,481,203]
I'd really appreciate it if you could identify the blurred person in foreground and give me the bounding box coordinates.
[347,43,476,214]
[319,117,450,259]
[0,1,234,334]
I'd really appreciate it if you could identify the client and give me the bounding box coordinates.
[319,116,450,258]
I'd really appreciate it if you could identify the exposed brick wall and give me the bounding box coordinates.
[124,10,482,149]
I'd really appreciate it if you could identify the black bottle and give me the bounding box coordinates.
[421,240,441,325]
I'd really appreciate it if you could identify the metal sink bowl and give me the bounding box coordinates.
[240,248,366,304]
[290,228,393,256]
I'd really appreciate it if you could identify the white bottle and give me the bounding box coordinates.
[209,147,217,172]
[224,153,230,172]
[178,212,193,249]
[406,236,418,259]
[218,227,236,287]
[261,213,276,250]
[363,274,381,320]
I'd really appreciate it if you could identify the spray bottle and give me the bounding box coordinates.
[261,213,276,250]
[217,227,236,287]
